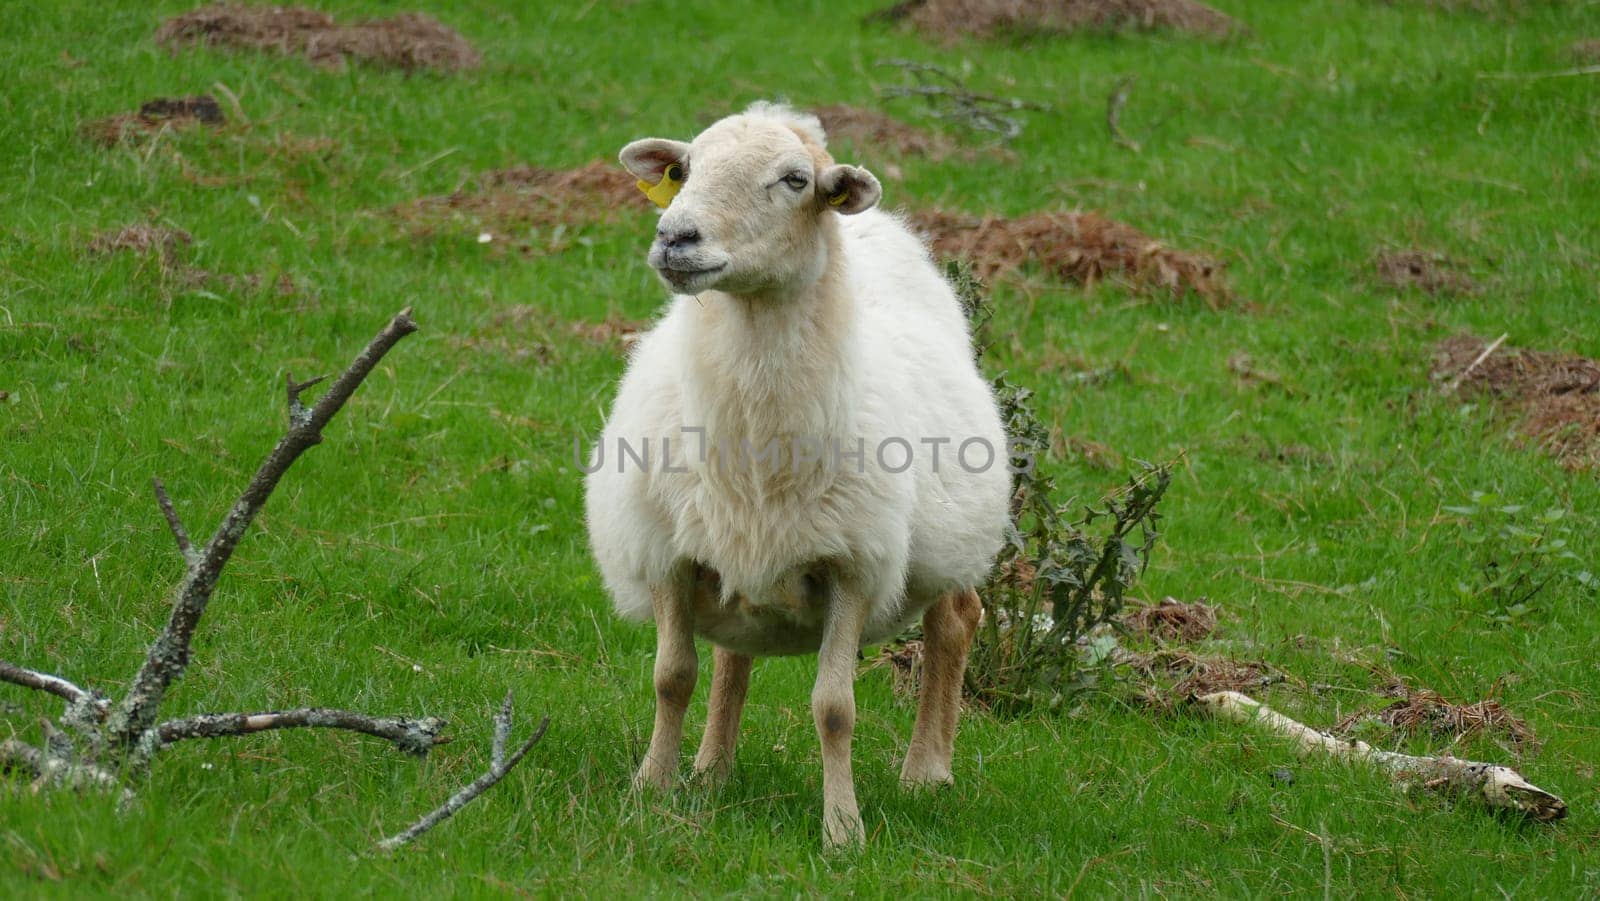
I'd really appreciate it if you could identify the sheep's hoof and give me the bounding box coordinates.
[899,758,954,790]
[822,807,865,850]
[690,754,734,787]
[631,761,677,793]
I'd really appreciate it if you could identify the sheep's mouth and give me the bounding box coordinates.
[657,263,725,289]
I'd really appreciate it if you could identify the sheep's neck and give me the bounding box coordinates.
[685,237,855,447]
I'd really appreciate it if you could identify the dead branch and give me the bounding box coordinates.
[377,693,550,852]
[104,308,419,756]
[152,476,197,566]
[1107,76,1140,152]
[876,58,1046,141]
[1197,691,1565,821]
[1,738,131,802]
[0,661,100,708]
[157,709,448,756]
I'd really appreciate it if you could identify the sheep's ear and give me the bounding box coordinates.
[619,138,690,182]
[817,164,881,215]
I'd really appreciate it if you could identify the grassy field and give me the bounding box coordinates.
[3,0,1599,895]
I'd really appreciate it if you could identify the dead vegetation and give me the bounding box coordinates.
[813,104,960,160]
[87,223,296,298]
[909,208,1226,303]
[1433,335,1600,469]
[1336,683,1537,751]
[451,305,645,362]
[1121,597,1220,643]
[394,161,646,245]
[1125,649,1283,708]
[82,95,225,148]
[1374,249,1479,295]
[870,0,1241,41]
[1571,39,1600,64]
[156,3,481,73]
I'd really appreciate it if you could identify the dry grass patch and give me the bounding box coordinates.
[451,305,646,363]
[1433,335,1600,469]
[1571,39,1600,64]
[813,104,960,160]
[394,161,647,245]
[1336,684,1537,751]
[86,223,297,297]
[1374,249,1479,295]
[871,0,1240,41]
[909,208,1226,303]
[156,3,480,72]
[82,96,224,148]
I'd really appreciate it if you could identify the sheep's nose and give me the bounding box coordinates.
[656,225,701,249]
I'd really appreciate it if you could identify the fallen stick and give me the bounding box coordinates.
[1442,332,1507,395]
[377,693,550,852]
[157,709,448,756]
[1197,690,1566,821]
[104,308,420,757]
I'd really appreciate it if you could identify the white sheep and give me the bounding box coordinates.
[584,102,1010,848]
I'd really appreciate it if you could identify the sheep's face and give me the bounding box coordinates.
[620,111,880,297]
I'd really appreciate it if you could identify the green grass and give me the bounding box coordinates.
[3,0,1600,895]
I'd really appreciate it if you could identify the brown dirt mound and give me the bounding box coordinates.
[1375,249,1478,295]
[82,95,224,148]
[1336,686,1535,751]
[1121,597,1219,643]
[1571,39,1600,63]
[87,223,296,297]
[1433,335,1600,469]
[873,0,1239,41]
[909,207,1226,303]
[813,104,957,160]
[395,161,646,244]
[156,4,480,72]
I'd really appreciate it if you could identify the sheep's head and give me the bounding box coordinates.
[620,103,881,297]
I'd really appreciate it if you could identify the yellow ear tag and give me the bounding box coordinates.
[827,190,849,207]
[639,163,683,209]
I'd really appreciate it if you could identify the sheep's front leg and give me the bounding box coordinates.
[634,571,697,792]
[901,587,981,787]
[693,645,752,783]
[813,586,870,848]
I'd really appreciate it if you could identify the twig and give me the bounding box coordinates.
[1197,691,1566,821]
[157,708,448,756]
[377,693,550,852]
[876,58,1046,142]
[104,309,419,755]
[1477,65,1600,81]
[0,661,97,707]
[151,476,196,565]
[1443,332,1507,395]
[1107,76,1140,152]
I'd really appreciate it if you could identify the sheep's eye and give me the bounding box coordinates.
[781,172,809,191]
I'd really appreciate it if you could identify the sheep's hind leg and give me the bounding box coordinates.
[693,645,752,783]
[901,587,980,788]
[813,584,870,848]
[633,569,698,792]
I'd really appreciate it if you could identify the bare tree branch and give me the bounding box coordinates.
[1198,691,1566,821]
[876,58,1046,142]
[0,660,98,707]
[152,476,197,566]
[378,694,550,852]
[105,308,419,755]
[1,738,131,802]
[157,708,448,756]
